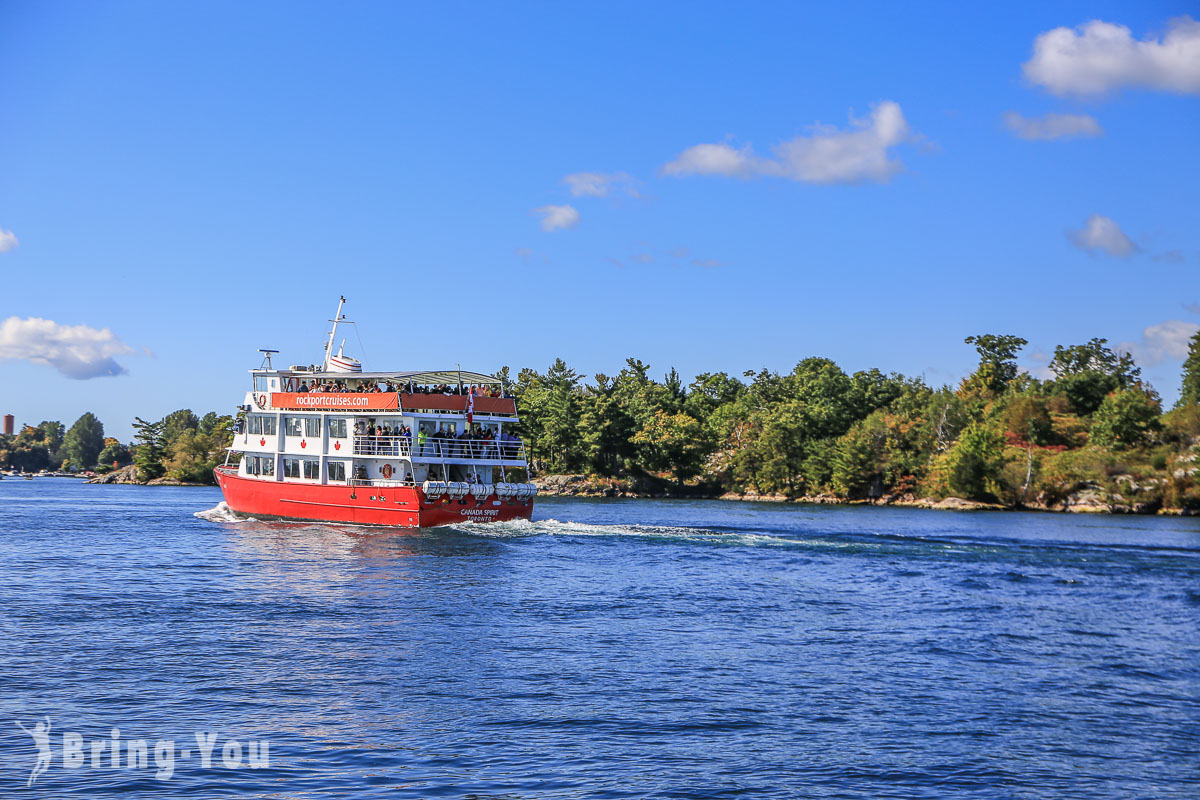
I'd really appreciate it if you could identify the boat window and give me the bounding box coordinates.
[328,461,346,482]
[253,376,269,393]
[249,415,277,436]
[305,417,322,437]
[260,457,274,476]
[284,417,303,437]
[328,418,347,438]
[282,458,300,478]
[245,457,259,475]
[249,416,262,435]
[303,460,320,480]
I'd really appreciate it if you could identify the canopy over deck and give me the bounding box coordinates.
[254,368,503,385]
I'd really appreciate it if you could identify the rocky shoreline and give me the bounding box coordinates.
[531,474,1198,516]
[79,467,1196,515]
[86,464,209,487]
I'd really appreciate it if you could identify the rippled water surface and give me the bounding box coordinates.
[2,478,1198,798]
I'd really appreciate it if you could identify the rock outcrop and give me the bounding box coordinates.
[87,465,142,484]
[85,465,207,486]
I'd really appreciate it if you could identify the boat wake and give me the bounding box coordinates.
[446,517,809,548]
[194,502,256,523]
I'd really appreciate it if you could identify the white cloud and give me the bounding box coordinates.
[562,172,638,198]
[662,101,916,185]
[662,143,759,179]
[1067,214,1137,257]
[0,229,18,253]
[1003,111,1103,140]
[533,204,580,232]
[0,316,134,379]
[1024,16,1200,96]
[1118,320,1200,365]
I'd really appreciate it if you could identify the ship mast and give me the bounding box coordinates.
[322,296,347,372]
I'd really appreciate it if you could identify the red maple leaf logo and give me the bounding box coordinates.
[300,440,307,449]
[334,441,341,450]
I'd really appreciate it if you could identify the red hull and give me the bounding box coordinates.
[214,467,534,528]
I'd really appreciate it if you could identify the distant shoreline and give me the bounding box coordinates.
[63,469,1198,517]
[532,474,1199,517]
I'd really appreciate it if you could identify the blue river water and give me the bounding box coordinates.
[1,478,1198,798]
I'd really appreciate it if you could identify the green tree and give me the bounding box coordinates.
[38,420,66,463]
[5,425,53,472]
[578,374,635,475]
[513,360,584,473]
[849,368,907,418]
[944,424,1007,501]
[1004,394,1053,445]
[684,372,743,422]
[1090,387,1162,449]
[1178,329,1200,408]
[132,416,166,480]
[1049,337,1141,415]
[832,412,888,498]
[161,409,200,445]
[631,410,707,484]
[197,412,222,436]
[163,429,228,483]
[963,334,1028,395]
[61,412,106,468]
[98,439,132,468]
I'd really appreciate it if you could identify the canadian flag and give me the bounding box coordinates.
[467,392,474,425]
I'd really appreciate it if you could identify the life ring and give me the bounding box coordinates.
[257,394,267,407]
[382,464,393,479]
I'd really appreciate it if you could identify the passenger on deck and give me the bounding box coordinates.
[298,381,310,393]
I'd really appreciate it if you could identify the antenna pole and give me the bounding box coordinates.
[323,296,346,372]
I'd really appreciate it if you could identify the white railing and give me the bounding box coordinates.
[352,435,412,456]
[411,439,526,462]
[349,435,527,462]
[348,478,416,487]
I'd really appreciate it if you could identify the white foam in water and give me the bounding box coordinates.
[452,517,809,547]
[190,507,808,547]
[194,502,255,523]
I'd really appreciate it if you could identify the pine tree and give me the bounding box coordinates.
[132,416,166,480]
[61,412,106,468]
[1178,329,1200,408]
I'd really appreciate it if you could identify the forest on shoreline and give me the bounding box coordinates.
[505,332,1200,513]
[3,331,1199,513]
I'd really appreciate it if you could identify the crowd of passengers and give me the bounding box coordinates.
[417,425,524,459]
[351,464,491,485]
[294,379,507,397]
[351,420,522,459]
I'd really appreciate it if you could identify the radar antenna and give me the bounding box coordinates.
[258,349,279,370]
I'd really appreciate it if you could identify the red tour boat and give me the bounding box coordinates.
[215,298,536,526]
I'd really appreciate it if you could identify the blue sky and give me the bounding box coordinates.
[1,1,1198,440]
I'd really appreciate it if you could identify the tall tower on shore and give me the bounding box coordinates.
[3,414,13,435]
